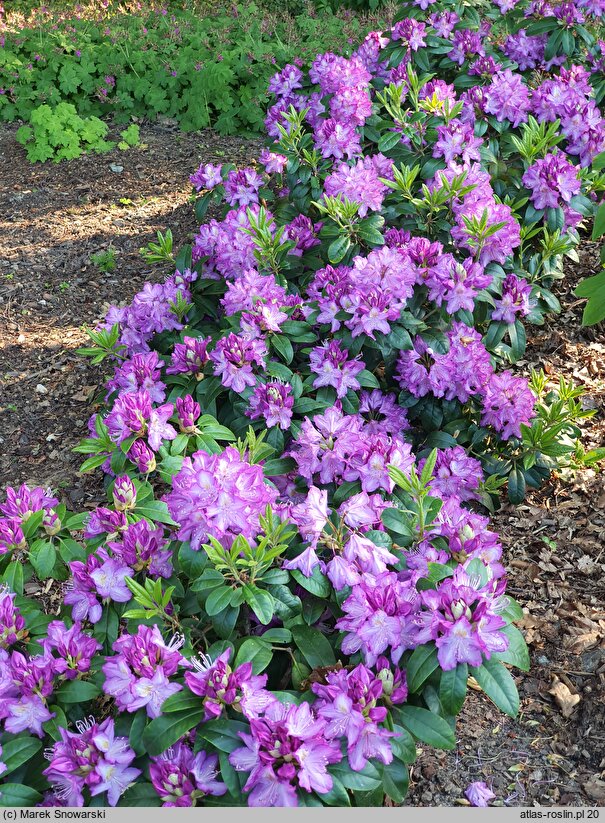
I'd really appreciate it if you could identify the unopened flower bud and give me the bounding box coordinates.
[43,508,62,536]
[112,476,137,511]
[377,667,395,697]
[128,441,156,474]
[176,395,200,434]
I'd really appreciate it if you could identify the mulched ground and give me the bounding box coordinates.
[1,121,604,808]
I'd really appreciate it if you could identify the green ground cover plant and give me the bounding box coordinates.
[0,1,395,137]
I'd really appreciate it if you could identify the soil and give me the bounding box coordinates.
[1,121,604,808]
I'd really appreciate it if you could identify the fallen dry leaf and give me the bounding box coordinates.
[548,676,581,717]
[583,775,605,803]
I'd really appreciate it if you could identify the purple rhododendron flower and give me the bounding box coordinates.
[185,649,272,721]
[481,371,536,440]
[167,336,211,377]
[492,274,534,324]
[484,69,531,127]
[43,620,101,680]
[466,781,496,806]
[522,152,581,211]
[0,518,26,554]
[43,717,140,807]
[312,663,394,771]
[0,586,26,648]
[0,483,58,522]
[105,390,176,452]
[190,162,223,191]
[229,700,342,806]
[247,381,294,430]
[164,447,278,551]
[309,339,365,398]
[150,744,227,806]
[210,333,267,393]
[102,625,184,718]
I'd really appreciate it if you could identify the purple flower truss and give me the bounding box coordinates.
[164,446,278,551]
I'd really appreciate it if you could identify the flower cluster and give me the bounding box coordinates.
[42,717,140,806]
[164,447,278,551]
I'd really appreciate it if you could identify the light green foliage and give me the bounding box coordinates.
[118,123,141,150]
[90,248,118,273]
[15,102,113,162]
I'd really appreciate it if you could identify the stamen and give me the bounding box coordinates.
[161,745,175,761]
[190,653,213,672]
[75,714,96,734]
[166,632,185,651]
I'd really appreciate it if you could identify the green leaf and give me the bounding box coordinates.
[199,415,235,441]
[133,500,178,526]
[56,679,101,703]
[0,737,42,777]
[397,705,456,749]
[205,586,235,616]
[21,510,44,541]
[493,625,530,672]
[378,130,402,153]
[198,718,249,753]
[575,270,605,326]
[119,783,162,807]
[271,334,294,364]
[142,708,204,757]
[263,457,296,476]
[292,624,336,670]
[2,561,24,595]
[328,235,351,264]
[439,663,468,716]
[329,761,382,791]
[406,643,440,693]
[161,689,202,713]
[319,775,351,806]
[381,507,414,536]
[242,584,275,625]
[507,467,526,504]
[592,201,605,240]
[28,540,56,579]
[178,543,207,579]
[390,725,417,763]
[470,657,520,717]
[0,784,43,807]
[290,565,330,598]
[234,638,273,674]
[382,759,409,804]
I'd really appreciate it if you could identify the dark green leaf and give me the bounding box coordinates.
[382,759,409,804]
[493,624,530,672]
[406,644,440,693]
[242,584,275,625]
[142,708,204,757]
[56,679,101,703]
[28,540,56,579]
[397,705,456,749]
[439,663,468,716]
[234,637,273,674]
[290,566,330,598]
[0,737,42,777]
[470,657,519,717]
[292,624,336,670]
[0,784,42,807]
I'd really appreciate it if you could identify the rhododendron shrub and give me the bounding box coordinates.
[1,0,604,809]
